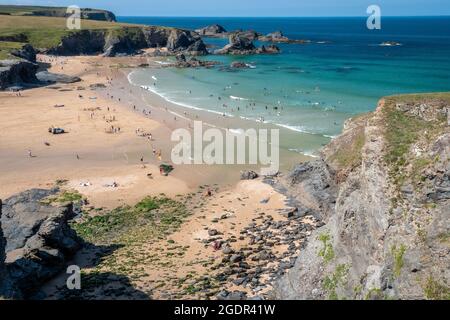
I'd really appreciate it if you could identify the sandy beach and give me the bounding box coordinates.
[0,53,308,208]
[1,54,314,298]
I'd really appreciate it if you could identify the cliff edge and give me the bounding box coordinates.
[273,93,450,300]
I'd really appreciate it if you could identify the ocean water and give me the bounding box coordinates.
[119,16,450,154]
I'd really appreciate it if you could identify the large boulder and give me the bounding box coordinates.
[1,189,82,297]
[0,59,38,90]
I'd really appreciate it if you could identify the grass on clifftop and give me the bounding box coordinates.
[0,41,23,59]
[382,93,449,189]
[0,15,127,49]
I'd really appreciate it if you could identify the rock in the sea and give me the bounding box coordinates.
[195,24,227,36]
[231,61,250,69]
[215,33,280,55]
[11,44,37,63]
[1,189,82,297]
[0,59,38,90]
[167,29,208,55]
[240,170,259,180]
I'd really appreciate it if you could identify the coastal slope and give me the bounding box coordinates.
[273,93,450,300]
[0,5,116,22]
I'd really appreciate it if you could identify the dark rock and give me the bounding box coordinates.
[230,254,243,263]
[217,290,247,300]
[215,32,280,55]
[1,189,82,297]
[222,246,234,254]
[195,24,227,36]
[233,276,248,286]
[47,27,208,57]
[231,61,250,69]
[167,29,208,55]
[208,229,219,236]
[240,170,259,180]
[36,71,81,84]
[0,200,19,298]
[11,44,37,63]
[0,59,39,90]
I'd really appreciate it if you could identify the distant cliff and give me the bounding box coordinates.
[0,5,116,22]
[273,93,450,300]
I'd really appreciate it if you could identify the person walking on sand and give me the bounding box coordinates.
[76,154,80,160]
[27,149,33,158]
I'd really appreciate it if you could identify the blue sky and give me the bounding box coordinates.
[1,0,450,16]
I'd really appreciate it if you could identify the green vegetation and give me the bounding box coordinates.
[329,127,366,169]
[423,276,450,300]
[322,264,349,300]
[41,190,84,205]
[391,244,407,278]
[0,14,141,57]
[318,232,335,264]
[382,93,449,192]
[364,288,389,300]
[72,196,189,244]
[0,5,114,19]
[438,232,450,245]
[0,40,23,59]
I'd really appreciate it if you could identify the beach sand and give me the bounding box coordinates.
[0,54,309,208]
[1,54,312,299]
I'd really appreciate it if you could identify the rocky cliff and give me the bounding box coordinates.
[0,59,38,90]
[273,93,450,300]
[47,26,207,57]
[0,189,82,298]
[0,200,17,299]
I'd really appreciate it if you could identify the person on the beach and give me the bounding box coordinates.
[27,149,33,158]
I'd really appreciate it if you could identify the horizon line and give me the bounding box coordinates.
[116,15,450,18]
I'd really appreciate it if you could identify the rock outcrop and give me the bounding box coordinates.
[1,189,82,298]
[10,44,37,63]
[47,27,208,57]
[171,53,219,68]
[273,94,450,300]
[0,59,38,90]
[259,31,310,44]
[0,200,18,299]
[215,33,280,55]
[195,24,227,37]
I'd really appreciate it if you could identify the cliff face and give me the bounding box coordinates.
[0,59,38,90]
[274,94,450,300]
[0,201,9,297]
[47,27,208,57]
[0,189,82,298]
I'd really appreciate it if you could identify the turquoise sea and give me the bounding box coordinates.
[119,17,450,155]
